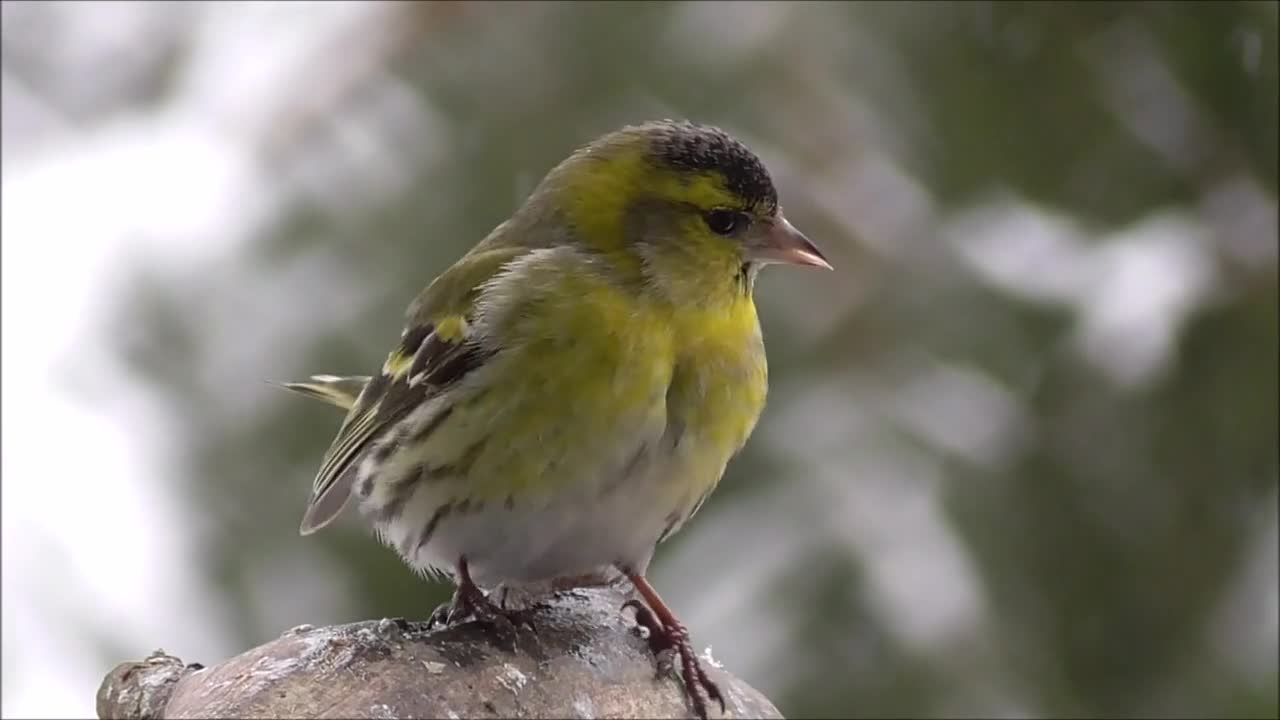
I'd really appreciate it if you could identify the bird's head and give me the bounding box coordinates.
[526,120,831,306]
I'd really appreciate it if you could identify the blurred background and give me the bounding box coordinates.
[2,1,1276,718]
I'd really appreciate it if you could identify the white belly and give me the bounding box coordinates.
[364,449,690,589]
[353,383,707,589]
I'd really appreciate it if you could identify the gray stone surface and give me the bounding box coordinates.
[97,587,782,719]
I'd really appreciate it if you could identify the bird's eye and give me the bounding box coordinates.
[705,209,745,236]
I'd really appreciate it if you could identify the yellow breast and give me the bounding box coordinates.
[660,295,768,513]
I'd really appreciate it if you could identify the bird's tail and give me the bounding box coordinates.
[273,374,372,411]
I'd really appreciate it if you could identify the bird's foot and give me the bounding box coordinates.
[427,582,521,631]
[624,599,725,719]
[428,559,533,636]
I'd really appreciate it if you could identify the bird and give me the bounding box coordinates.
[280,120,831,718]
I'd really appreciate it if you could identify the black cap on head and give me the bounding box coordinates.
[646,120,778,214]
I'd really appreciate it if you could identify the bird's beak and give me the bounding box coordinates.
[749,214,833,270]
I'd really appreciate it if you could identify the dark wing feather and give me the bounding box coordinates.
[299,321,491,534]
[298,244,525,535]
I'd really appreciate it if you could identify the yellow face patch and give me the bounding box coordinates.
[559,145,745,258]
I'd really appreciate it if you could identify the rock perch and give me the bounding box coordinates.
[97,587,783,719]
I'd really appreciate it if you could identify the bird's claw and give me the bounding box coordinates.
[428,581,523,634]
[427,561,539,649]
[426,601,450,630]
[622,599,726,718]
[623,599,667,651]
[653,647,677,681]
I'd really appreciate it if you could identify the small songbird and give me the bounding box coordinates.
[281,120,831,718]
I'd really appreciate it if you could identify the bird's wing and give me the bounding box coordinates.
[300,246,526,534]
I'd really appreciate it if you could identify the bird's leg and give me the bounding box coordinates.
[427,557,518,632]
[623,570,726,720]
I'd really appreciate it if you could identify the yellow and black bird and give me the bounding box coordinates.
[283,120,831,718]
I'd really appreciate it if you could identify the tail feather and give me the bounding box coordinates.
[275,374,371,411]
